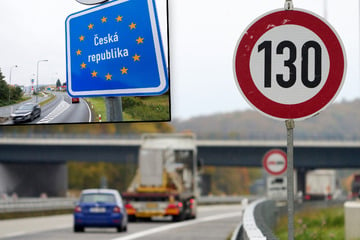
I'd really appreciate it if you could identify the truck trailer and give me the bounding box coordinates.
[122,133,199,222]
[305,169,338,200]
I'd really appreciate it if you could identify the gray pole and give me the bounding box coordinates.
[8,65,18,113]
[285,119,295,240]
[105,97,123,121]
[36,60,48,103]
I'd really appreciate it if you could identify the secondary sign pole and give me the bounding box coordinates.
[105,97,123,121]
[286,119,295,240]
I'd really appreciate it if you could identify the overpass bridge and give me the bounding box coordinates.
[0,137,359,196]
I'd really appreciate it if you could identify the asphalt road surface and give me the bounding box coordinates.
[35,92,91,124]
[0,205,243,240]
[1,92,92,125]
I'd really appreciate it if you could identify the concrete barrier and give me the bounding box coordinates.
[345,201,360,240]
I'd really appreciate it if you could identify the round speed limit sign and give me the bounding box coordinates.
[233,9,346,120]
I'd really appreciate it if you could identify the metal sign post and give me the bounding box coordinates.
[286,119,295,240]
[233,0,346,239]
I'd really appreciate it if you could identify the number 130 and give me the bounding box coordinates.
[258,40,322,88]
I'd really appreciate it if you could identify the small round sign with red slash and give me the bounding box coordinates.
[263,149,287,175]
[233,9,346,120]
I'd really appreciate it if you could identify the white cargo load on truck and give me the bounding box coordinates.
[123,133,199,222]
[305,169,337,200]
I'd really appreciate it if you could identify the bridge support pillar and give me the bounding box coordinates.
[296,168,307,197]
[0,163,67,197]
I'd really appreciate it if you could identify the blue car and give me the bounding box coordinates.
[73,189,128,232]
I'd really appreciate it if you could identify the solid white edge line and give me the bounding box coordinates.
[83,99,92,122]
[111,211,242,240]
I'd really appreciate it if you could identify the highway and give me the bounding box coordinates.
[1,92,92,125]
[35,92,91,124]
[0,205,243,240]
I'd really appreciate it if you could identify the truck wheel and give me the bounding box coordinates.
[173,211,185,222]
[128,215,137,222]
[73,225,84,232]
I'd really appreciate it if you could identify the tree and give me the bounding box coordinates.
[56,79,61,89]
[10,86,23,101]
[0,68,9,105]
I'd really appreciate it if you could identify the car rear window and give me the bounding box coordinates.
[80,193,116,203]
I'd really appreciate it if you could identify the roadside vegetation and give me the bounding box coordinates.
[85,94,170,122]
[38,93,55,106]
[0,69,28,107]
[275,206,345,239]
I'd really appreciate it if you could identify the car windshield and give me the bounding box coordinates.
[80,193,116,204]
[17,104,33,111]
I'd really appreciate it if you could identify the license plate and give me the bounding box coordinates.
[89,207,106,213]
[146,203,158,209]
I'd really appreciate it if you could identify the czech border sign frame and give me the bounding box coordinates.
[66,0,169,97]
[233,8,346,121]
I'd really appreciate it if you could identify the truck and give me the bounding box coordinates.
[305,169,338,200]
[122,133,200,222]
[351,174,360,198]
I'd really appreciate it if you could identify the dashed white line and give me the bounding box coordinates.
[37,101,70,124]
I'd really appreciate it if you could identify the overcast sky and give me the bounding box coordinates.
[1,0,359,120]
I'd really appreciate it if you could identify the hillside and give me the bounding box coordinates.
[172,99,360,140]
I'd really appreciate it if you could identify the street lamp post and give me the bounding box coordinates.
[9,65,18,103]
[36,60,48,103]
[9,65,18,115]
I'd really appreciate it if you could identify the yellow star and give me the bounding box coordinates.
[88,23,94,30]
[132,54,140,62]
[105,73,112,80]
[120,67,128,74]
[76,49,82,56]
[80,62,86,69]
[79,35,85,41]
[91,70,98,78]
[116,15,123,22]
[129,22,136,30]
[136,36,144,44]
[101,16,107,23]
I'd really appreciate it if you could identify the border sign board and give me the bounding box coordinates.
[233,9,346,120]
[66,0,168,97]
[263,149,287,176]
[76,0,109,5]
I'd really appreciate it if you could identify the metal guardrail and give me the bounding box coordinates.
[0,195,259,213]
[242,198,267,240]
[0,198,77,213]
[198,195,258,205]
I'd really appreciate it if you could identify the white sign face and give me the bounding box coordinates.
[250,25,330,105]
[233,9,346,120]
[267,176,287,200]
[263,149,287,176]
[75,0,109,5]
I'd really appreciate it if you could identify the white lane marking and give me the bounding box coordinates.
[83,99,92,122]
[0,224,71,239]
[111,211,242,240]
[37,100,70,124]
[3,232,25,238]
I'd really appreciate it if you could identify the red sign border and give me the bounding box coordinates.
[263,149,287,176]
[233,9,346,120]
